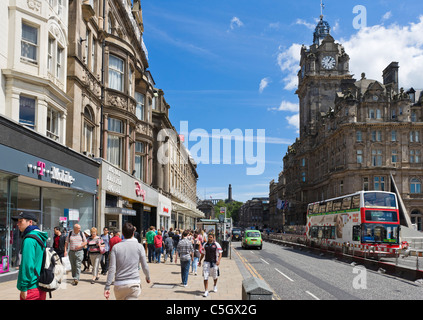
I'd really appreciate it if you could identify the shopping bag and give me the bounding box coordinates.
[62,256,71,272]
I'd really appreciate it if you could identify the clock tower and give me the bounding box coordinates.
[296,13,352,138]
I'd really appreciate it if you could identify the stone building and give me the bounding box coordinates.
[272,15,423,230]
[239,197,269,230]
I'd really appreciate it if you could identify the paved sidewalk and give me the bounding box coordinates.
[0,253,243,300]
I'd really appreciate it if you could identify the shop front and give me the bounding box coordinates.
[0,116,99,275]
[99,160,171,237]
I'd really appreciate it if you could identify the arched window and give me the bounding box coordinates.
[410,178,422,194]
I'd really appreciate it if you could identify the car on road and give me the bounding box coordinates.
[232,229,242,241]
[242,230,262,250]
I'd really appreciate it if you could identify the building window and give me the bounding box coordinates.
[83,107,95,155]
[410,178,422,194]
[411,112,417,122]
[374,176,385,191]
[391,150,398,163]
[91,37,96,73]
[56,45,63,79]
[47,37,54,72]
[410,131,420,143]
[128,68,133,97]
[411,209,422,231]
[356,131,362,142]
[135,92,145,120]
[21,22,38,64]
[369,109,375,119]
[46,107,60,141]
[363,177,369,191]
[135,141,146,181]
[391,130,397,142]
[357,150,363,164]
[301,172,306,182]
[108,55,124,91]
[372,150,382,166]
[376,109,382,119]
[107,118,124,168]
[371,130,382,142]
[19,96,36,129]
[410,150,421,163]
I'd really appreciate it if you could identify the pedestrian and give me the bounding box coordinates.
[175,230,194,287]
[109,229,122,252]
[81,229,91,272]
[12,212,48,300]
[163,233,174,263]
[172,229,180,259]
[104,222,150,300]
[199,233,223,297]
[64,224,87,286]
[52,226,66,258]
[154,230,163,263]
[100,227,111,275]
[191,232,203,275]
[146,226,156,263]
[87,227,105,284]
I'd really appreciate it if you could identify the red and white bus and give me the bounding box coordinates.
[306,191,403,255]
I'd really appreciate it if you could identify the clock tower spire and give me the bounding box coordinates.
[297,6,352,138]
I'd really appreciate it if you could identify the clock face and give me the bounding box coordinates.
[322,56,336,70]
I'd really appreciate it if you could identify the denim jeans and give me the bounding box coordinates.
[191,256,199,273]
[180,260,191,285]
[147,243,155,263]
[155,247,161,263]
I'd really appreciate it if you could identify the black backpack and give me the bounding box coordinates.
[24,234,65,298]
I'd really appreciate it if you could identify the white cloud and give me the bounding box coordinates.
[277,43,302,90]
[341,16,423,89]
[295,18,316,30]
[230,16,244,30]
[286,114,300,134]
[382,11,392,22]
[259,77,271,93]
[268,100,298,112]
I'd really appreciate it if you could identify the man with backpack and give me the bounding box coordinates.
[12,211,48,300]
[64,224,87,286]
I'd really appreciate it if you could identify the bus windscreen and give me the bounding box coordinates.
[363,192,397,208]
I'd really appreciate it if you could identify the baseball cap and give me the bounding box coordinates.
[11,211,38,222]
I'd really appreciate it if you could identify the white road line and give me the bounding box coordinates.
[260,258,269,265]
[275,268,294,282]
[306,291,320,300]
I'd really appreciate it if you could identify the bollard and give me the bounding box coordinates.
[242,277,273,300]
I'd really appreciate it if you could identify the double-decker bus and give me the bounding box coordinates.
[306,191,402,255]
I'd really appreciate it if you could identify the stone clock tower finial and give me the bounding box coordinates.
[313,1,330,46]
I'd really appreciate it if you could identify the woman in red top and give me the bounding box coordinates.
[154,231,163,263]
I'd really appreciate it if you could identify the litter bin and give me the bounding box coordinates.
[222,240,229,257]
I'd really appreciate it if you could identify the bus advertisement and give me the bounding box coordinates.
[306,191,404,256]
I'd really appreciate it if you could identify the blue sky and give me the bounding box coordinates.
[141,0,423,202]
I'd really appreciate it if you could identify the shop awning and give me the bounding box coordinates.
[172,201,205,219]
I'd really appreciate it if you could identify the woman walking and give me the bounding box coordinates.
[87,227,105,284]
[154,230,163,263]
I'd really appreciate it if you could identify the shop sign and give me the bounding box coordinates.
[135,181,146,201]
[28,161,75,185]
[106,165,122,194]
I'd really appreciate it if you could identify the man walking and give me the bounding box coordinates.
[199,233,223,297]
[64,224,87,286]
[100,227,111,275]
[12,212,48,300]
[52,226,66,258]
[104,222,150,300]
[146,226,156,263]
[175,230,194,287]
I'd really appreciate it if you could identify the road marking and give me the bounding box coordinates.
[275,268,294,282]
[306,291,320,300]
[260,258,269,265]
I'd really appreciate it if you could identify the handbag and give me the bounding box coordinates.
[100,246,106,254]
